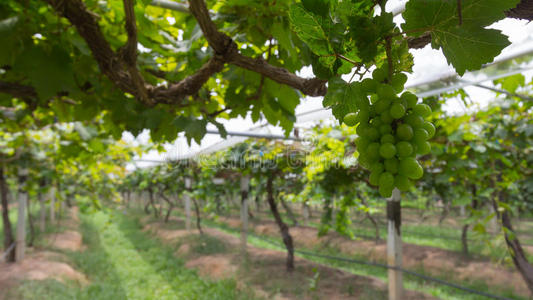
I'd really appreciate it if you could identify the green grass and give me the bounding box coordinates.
[197,212,527,300]
[7,209,260,300]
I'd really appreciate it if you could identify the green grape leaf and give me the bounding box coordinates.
[433,26,511,75]
[301,0,330,17]
[289,4,331,55]
[323,78,360,121]
[402,0,520,75]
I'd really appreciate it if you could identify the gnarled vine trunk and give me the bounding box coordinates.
[280,198,298,226]
[191,197,203,234]
[266,174,294,272]
[0,167,15,262]
[492,191,533,294]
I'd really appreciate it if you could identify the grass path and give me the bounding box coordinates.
[10,210,258,300]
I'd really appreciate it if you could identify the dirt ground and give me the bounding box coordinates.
[217,216,531,297]
[142,217,437,300]
[0,207,87,300]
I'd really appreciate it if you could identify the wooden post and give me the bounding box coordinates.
[15,169,28,262]
[39,191,45,232]
[184,178,191,231]
[303,202,310,226]
[387,188,403,300]
[49,186,56,223]
[240,176,250,254]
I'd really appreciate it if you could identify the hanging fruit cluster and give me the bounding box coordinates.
[343,65,435,197]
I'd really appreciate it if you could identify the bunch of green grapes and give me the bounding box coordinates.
[343,66,435,197]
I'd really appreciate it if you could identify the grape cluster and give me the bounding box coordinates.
[343,66,435,197]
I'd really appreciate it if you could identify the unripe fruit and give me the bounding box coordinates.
[377,84,396,99]
[379,185,393,198]
[379,143,397,159]
[414,103,432,117]
[372,67,387,83]
[366,143,381,161]
[422,121,435,138]
[379,172,394,189]
[384,158,399,174]
[396,141,414,157]
[405,114,424,128]
[416,141,431,155]
[400,92,418,108]
[361,78,377,92]
[391,73,408,92]
[394,175,412,192]
[380,134,395,144]
[343,113,358,126]
[413,128,429,143]
[396,124,414,141]
[366,127,380,141]
[379,124,392,135]
[399,157,423,179]
[390,103,406,119]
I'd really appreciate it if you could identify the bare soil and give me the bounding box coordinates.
[0,207,87,299]
[219,216,531,297]
[142,217,437,300]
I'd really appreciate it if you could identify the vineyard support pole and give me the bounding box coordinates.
[303,202,310,226]
[387,188,403,300]
[15,169,28,262]
[240,175,250,254]
[184,178,192,231]
[39,191,45,232]
[49,186,55,223]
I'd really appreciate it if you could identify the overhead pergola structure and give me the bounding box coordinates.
[136,0,533,156]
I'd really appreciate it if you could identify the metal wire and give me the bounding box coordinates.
[246,230,514,300]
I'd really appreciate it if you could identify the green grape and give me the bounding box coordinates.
[356,123,369,135]
[358,152,371,170]
[413,128,429,142]
[379,124,392,135]
[413,103,432,117]
[384,158,399,174]
[371,117,383,127]
[379,185,393,198]
[361,78,377,92]
[370,93,380,104]
[415,140,431,155]
[422,121,435,138]
[372,67,387,83]
[357,110,370,124]
[380,134,395,144]
[379,172,394,189]
[394,175,412,192]
[391,73,408,92]
[396,141,414,157]
[390,103,406,119]
[405,113,424,128]
[366,143,381,161]
[396,124,414,141]
[379,143,396,159]
[380,110,394,124]
[399,157,423,179]
[356,136,370,151]
[366,127,380,141]
[374,98,391,114]
[400,92,418,108]
[369,170,381,186]
[369,162,384,173]
[377,84,396,100]
[343,112,358,126]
